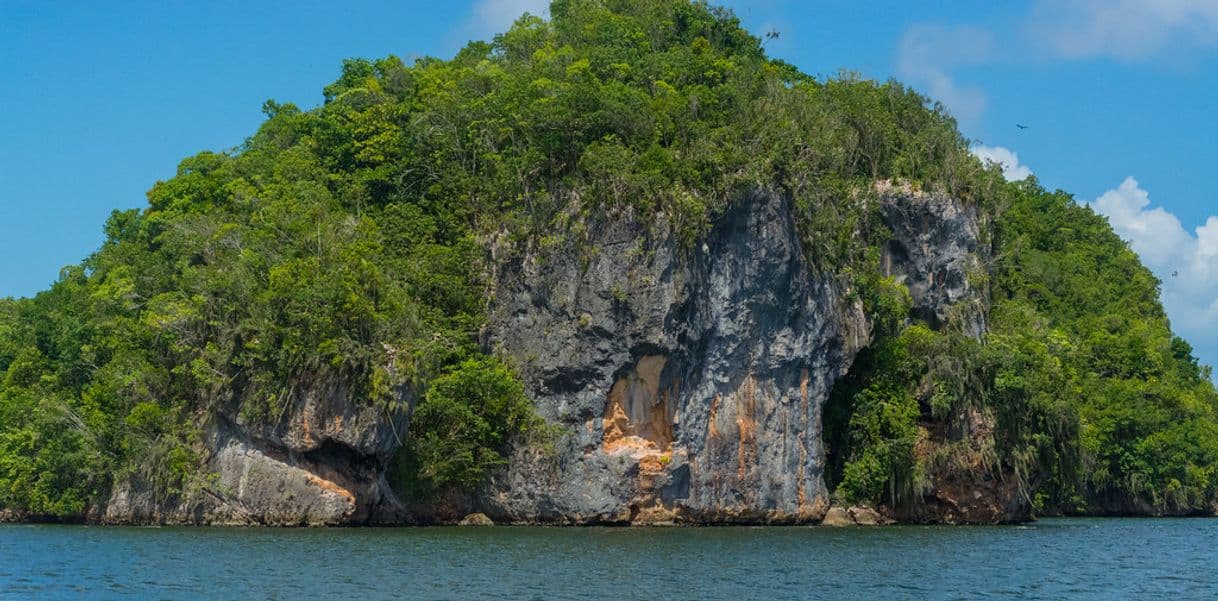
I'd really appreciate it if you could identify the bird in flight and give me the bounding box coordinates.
[1016,124,1030,130]
[1173,271,1179,278]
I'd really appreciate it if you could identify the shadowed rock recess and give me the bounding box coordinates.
[101,382,411,526]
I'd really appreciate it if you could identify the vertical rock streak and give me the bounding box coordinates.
[485,190,871,524]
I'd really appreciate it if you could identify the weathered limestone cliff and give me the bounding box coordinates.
[877,181,987,339]
[477,190,868,524]
[102,383,410,526]
[458,185,1012,524]
[877,184,1029,524]
[91,185,1019,526]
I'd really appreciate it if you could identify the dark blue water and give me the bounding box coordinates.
[2,519,1216,600]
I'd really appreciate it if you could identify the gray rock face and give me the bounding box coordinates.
[479,190,869,524]
[102,381,410,526]
[874,184,1027,524]
[877,182,988,338]
[233,379,409,461]
[97,184,994,526]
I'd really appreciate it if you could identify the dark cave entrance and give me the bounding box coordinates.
[821,345,878,494]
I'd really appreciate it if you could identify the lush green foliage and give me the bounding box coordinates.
[829,180,1218,515]
[389,357,545,496]
[1,0,1214,518]
[988,183,1218,513]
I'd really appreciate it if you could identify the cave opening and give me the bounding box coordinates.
[821,345,878,493]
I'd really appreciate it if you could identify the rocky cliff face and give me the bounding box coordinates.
[475,190,868,524]
[457,185,1010,525]
[877,181,987,339]
[877,184,1029,524]
[93,185,1018,526]
[102,382,410,526]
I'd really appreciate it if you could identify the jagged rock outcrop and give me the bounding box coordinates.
[878,181,987,339]
[889,407,1030,524]
[464,185,1017,525]
[878,184,1028,524]
[101,382,411,526]
[93,184,1020,526]
[473,190,867,524]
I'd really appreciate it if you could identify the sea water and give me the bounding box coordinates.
[2,518,1216,600]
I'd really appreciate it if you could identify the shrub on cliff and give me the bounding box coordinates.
[391,357,543,495]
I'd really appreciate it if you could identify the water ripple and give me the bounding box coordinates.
[1,519,1217,600]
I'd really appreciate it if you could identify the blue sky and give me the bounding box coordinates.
[2,0,1215,371]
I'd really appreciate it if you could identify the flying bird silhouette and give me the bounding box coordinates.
[1016,124,1030,130]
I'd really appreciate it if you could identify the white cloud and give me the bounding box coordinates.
[464,0,550,40]
[897,24,994,125]
[1089,177,1218,371]
[1092,177,1190,266]
[971,145,1033,181]
[1029,0,1218,60]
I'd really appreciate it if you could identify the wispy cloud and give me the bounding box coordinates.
[897,1,1218,125]
[461,0,550,41]
[1027,0,1218,60]
[1090,177,1218,367]
[971,145,1033,181]
[896,24,994,125]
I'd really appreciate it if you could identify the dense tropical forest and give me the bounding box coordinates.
[1,0,1215,519]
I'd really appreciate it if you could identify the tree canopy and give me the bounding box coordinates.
[1,0,1214,518]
